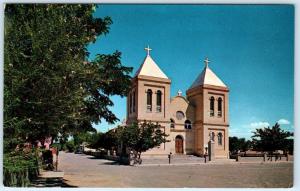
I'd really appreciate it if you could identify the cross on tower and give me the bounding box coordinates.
[204,57,210,68]
[145,45,152,56]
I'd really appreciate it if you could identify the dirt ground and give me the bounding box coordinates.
[58,151,293,188]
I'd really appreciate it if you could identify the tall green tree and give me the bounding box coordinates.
[229,136,252,154]
[119,122,169,155]
[4,4,132,152]
[86,122,169,157]
[88,127,122,150]
[73,131,96,148]
[251,123,293,153]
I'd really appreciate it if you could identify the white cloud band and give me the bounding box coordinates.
[277,119,290,125]
[250,122,270,128]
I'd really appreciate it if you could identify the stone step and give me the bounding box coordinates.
[40,171,64,178]
[209,159,235,163]
[141,155,205,164]
[142,154,200,159]
[30,171,65,187]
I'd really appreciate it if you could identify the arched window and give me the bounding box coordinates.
[217,97,222,117]
[211,132,215,141]
[218,132,223,145]
[170,118,175,128]
[147,89,152,112]
[156,90,162,112]
[133,91,136,112]
[176,111,185,120]
[129,93,132,113]
[184,120,192,129]
[210,96,215,116]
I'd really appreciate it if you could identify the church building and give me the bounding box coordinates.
[126,46,229,158]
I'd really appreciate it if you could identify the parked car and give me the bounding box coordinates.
[75,146,84,154]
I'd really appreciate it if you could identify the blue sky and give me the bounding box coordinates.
[87,4,294,139]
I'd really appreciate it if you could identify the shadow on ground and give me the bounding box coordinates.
[99,161,121,165]
[30,177,77,187]
[87,156,123,165]
[87,156,101,160]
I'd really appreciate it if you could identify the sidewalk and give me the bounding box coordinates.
[30,170,72,187]
[139,157,293,167]
[40,170,64,178]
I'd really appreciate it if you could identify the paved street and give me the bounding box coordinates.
[58,151,293,188]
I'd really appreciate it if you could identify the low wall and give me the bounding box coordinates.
[231,154,293,162]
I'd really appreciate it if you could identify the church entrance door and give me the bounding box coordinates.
[175,135,183,154]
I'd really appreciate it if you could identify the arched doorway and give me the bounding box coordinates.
[175,135,184,154]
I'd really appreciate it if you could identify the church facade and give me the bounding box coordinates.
[126,47,229,158]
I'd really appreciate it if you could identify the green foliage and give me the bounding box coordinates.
[286,138,294,155]
[51,143,62,151]
[84,132,102,149]
[121,122,169,153]
[119,122,167,152]
[65,140,75,152]
[251,122,293,153]
[73,131,96,148]
[89,130,119,150]
[89,122,169,155]
[3,150,40,187]
[229,137,252,154]
[4,4,132,152]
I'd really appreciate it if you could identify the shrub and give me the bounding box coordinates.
[51,143,64,151]
[3,150,40,187]
[65,140,75,152]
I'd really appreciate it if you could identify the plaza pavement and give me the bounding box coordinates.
[58,151,293,188]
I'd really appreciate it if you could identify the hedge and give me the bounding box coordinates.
[3,150,40,187]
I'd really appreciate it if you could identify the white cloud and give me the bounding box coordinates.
[277,119,291,125]
[229,122,270,139]
[250,122,270,128]
[230,119,293,139]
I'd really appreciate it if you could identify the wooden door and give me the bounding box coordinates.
[175,136,183,154]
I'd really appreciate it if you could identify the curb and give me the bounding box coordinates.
[138,161,293,167]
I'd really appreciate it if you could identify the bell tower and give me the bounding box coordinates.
[186,58,229,158]
[126,46,171,126]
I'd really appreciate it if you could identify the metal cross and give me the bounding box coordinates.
[204,57,210,67]
[145,45,152,56]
